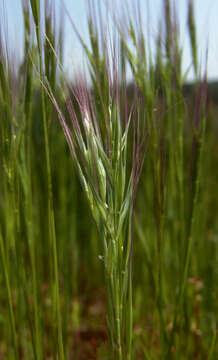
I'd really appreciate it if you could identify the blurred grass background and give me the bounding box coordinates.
[0,0,217,359]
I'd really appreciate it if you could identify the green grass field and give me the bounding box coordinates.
[0,0,217,359]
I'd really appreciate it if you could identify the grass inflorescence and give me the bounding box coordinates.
[0,0,217,359]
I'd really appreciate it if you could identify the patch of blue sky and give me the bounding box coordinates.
[3,0,218,81]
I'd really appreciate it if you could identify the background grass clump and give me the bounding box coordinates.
[0,0,217,359]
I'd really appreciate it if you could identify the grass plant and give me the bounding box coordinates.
[0,0,217,359]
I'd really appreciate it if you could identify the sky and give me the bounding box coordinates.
[2,0,218,81]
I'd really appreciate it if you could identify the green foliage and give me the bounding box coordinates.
[0,0,217,359]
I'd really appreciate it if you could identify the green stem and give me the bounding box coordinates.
[37,40,65,359]
[0,232,19,360]
[168,115,206,357]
